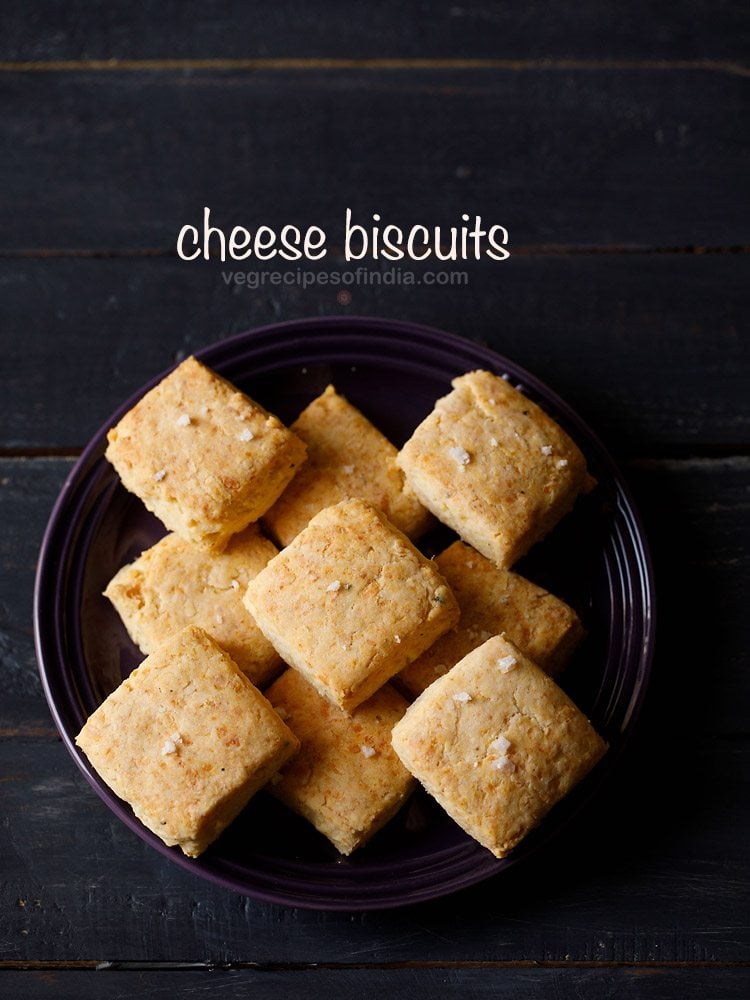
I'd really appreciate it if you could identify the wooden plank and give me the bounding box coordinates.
[3,967,750,1000]
[0,736,747,962]
[629,456,750,737]
[1,453,748,961]
[0,458,72,733]
[1,1,748,63]
[0,254,747,451]
[0,70,747,250]
[3,453,749,737]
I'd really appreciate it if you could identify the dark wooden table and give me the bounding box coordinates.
[1,4,748,997]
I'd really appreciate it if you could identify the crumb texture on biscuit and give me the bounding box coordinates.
[266,670,415,854]
[104,525,282,687]
[396,540,585,697]
[105,356,307,548]
[264,385,432,546]
[75,625,299,857]
[245,498,459,711]
[392,634,606,858]
[396,370,595,568]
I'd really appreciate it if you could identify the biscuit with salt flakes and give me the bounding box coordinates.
[396,540,585,698]
[392,634,607,858]
[265,670,415,855]
[75,626,299,858]
[105,356,307,550]
[397,370,596,568]
[244,498,460,712]
[104,526,283,688]
[264,385,432,546]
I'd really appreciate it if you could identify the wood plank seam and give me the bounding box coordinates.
[0,246,747,260]
[1,960,749,970]
[0,58,747,78]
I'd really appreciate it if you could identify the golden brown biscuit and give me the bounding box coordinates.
[76,625,299,857]
[264,385,432,546]
[104,526,283,687]
[244,499,460,712]
[391,634,607,858]
[397,370,595,568]
[265,670,415,854]
[396,541,585,697]
[105,356,307,549]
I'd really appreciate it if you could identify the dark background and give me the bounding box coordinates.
[1,3,748,998]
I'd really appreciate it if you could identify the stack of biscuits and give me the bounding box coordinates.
[76,357,607,860]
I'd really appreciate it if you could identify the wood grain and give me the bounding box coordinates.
[1,735,748,963]
[1,3,747,987]
[3,967,750,999]
[0,69,746,251]
[1,1,748,63]
[2,455,747,962]
[0,254,747,452]
[4,454,748,735]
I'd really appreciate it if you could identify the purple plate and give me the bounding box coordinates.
[34,317,655,910]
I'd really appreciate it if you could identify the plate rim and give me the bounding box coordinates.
[33,315,656,910]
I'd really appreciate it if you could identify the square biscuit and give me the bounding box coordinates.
[264,385,432,546]
[104,526,283,688]
[76,626,299,858]
[391,634,607,858]
[397,370,596,568]
[76,625,299,857]
[106,356,307,549]
[397,541,585,698]
[244,498,460,712]
[265,670,415,854]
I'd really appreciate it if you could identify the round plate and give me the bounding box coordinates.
[34,316,655,910]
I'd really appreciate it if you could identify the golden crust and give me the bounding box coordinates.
[75,626,299,857]
[396,370,595,568]
[265,670,415,854]
[396,541,585,697]
[264,385,432,546]
[105,356,307,549]
[391,634,607,858]
[104,526,283,688]
[244,499,460,712]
